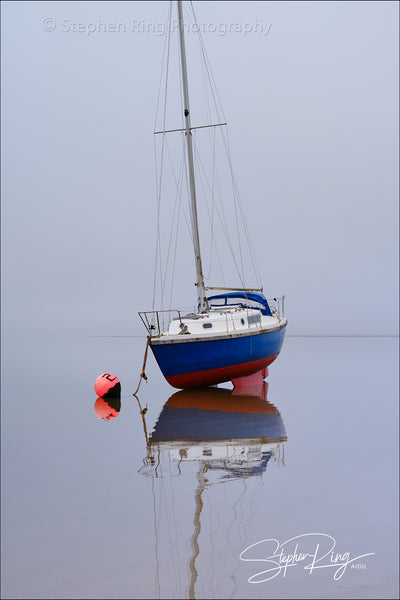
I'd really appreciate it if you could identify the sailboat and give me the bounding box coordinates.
[139,1,287,389]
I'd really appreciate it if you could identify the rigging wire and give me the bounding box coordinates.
[201,127,219,281]
[160,138,184,301]
[191,135,227,286]
[221,128,263,287]
[189,1,263,288]
[192,135,246,287]
[152,1,173,311]
[199,46,215,280]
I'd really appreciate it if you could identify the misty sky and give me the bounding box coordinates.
[1,1,399,337]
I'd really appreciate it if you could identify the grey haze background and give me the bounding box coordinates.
[1,0,399,337]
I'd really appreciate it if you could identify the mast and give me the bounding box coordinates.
[177,0,208,313]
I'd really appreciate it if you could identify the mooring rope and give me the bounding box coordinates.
[133,392,149,444]
[133,335,151,396]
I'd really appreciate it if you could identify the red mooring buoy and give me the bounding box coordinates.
[94,373,121,398]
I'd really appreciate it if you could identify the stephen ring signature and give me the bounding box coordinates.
[239,533,375,583]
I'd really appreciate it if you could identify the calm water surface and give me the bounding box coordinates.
[1,335,398,599]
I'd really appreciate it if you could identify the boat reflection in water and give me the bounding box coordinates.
[138,382,286,598]
[141,381,286,480]
[137,381,286,599]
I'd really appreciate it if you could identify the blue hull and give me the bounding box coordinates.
[150,325,286,388]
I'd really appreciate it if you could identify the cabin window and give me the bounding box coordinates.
[202,322,212,329]
[241,318,245,325]
[248,314,261,325]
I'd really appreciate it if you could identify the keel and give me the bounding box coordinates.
[231,367,269,399]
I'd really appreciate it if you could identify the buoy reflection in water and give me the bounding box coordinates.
[94,396,121,421]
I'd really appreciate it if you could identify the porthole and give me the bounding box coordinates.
[203,322,212,329]
[241,318,245,325]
